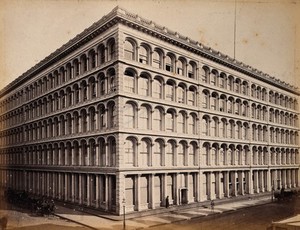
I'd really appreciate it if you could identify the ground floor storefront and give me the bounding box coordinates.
[0,167,299,215]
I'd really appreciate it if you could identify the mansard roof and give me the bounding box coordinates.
[1,6,299,96]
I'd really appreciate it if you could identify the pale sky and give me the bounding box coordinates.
[0,0,299,91]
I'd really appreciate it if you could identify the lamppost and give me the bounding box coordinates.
[271,181,274,202]
[122,198,126,230]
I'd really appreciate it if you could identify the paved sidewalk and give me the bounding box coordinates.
[54,195,272,230]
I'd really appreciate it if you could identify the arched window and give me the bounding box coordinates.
[108,137,117,165]
[202,143,209,166]
[153,108,162,131]
[153,140,162,166]
[210,70,217,86]
[189,143,197,166]
[153,78,162,99]
[89,108,96,131]
[202,116,209,135]
[201,66,209,83]
[202,90,209,109]
[211,118,218,137]
[108,39,116,61]
[124,40,135,60]
[140,139,150,166]
[220,119,226,138]
[98,44,105,64]
[139,74,149,96]
[88,50,96,69]
[108,102,117,128]
[188,61,196,79]
[177,85,185,103]
[177,142,185,166]
[108,69,116,92]
[165,81,174,101]
[211,93,218,110]
[124,138,135,166]
[124,103,135,128]
[177,112,185,133]
[165,111,174,132]
[165,141,175,166]
[188,114,197,135]
[73,59,80,77]
[98,105,106,129]
[188,87,196,106]
[177,59,185,76]
[80,54,88,73]
[139,105,150,130]
[139,45,148,64]
[152,49,162,68]
[124,69,136,93]
[227,76,234,91]
[165,54,174,72]
[81,110,88,132]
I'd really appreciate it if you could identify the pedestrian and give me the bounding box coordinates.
[210,200,215,212]
[165,196,169,208]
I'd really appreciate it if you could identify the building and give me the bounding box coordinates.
[0,6,299,215]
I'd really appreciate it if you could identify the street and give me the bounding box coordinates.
[146,196,300,230]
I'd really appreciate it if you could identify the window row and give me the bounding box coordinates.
[0,137,116,167]
[124,37,197,79]
[123,102,198,134]
[202,90,299,127]
[0,102,117,145]
[124,68,197,105]
[0,37,116,112]
[200,66,298,111]
[201,66,249,96]
[124,137,198,167]
[22,69,116,122]
[202,142,299,166]
[201,116,299,145]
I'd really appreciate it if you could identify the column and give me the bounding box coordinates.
[149,174,155,209]
[287,170,291,188]
[282,170,286,188]
[87,174,90,206]
[136,174,141,211]
[207,172,212,199]
[238,171,244,195]
[254,170,259,193]
[224,171,230,197]
[58,173,62,199]
[216,172,221,198]
[231,171,237,196]
[195,173,200,202]
[95,174,100,208]
[65,174,68,201]
[105,175,109,210]
[291,169,295,188]
[267,169,271,192]
[198,171,205,201]
[186,173,190,203]
[296,169,299,187]
[260,171,265,192]
[247,170,254,194]
[72,174,75,202]
[79,174,82,204]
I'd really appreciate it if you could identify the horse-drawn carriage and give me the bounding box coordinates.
[274,187,296,201]
[4,188,55,216]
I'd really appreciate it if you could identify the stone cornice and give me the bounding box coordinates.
[1,6,299,97]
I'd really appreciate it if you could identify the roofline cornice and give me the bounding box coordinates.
[1,6,299,97]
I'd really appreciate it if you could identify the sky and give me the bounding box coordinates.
[0,0,299,91]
